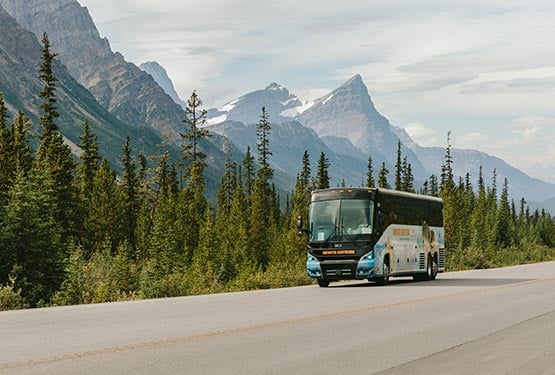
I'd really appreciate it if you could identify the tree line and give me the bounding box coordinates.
[1,34,554,310]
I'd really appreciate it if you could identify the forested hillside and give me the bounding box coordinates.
[1,36,553,310]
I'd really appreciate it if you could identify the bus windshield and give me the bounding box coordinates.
[309,199,373,243]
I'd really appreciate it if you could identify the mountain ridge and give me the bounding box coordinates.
[204,75,555,201]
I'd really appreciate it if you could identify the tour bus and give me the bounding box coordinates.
[298,188,444,287]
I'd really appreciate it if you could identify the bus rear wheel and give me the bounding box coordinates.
[414,256,432,281]
[430,256,438,280]
[317,279,330,287]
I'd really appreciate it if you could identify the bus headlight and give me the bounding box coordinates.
[306,254,322,278]
[356,251,375,277]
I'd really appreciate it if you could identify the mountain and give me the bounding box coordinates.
[0,0,227,162]
[139,61,187,110]
[295,74,429,180]
[0,3,165,167]
[208,120,369,187]
[392,126,555,201]
[0,0,187,140]
[206,83,305,126]
[207,76,555,201]
[0,0,235,194]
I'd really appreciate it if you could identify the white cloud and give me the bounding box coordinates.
[77,0,555,182]
[403,123,439,147]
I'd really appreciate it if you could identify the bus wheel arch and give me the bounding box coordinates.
[377,255,390,285]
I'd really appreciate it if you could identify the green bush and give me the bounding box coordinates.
[0,277,24,311]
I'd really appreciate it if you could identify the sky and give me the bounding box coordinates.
[78,0,555,182]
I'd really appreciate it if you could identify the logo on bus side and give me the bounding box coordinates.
[392,228,411,236]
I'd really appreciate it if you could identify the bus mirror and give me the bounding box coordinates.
[296,216,303,235]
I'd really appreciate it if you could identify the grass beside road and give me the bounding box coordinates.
[446,243,555,271]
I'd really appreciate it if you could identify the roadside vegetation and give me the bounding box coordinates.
[1,34,554,310]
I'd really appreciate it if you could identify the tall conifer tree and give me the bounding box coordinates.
[181,90,210,167]
[378,162,390,189]
[394,140,402,190]
[242,146,255,197]
[0,93,13,206]
[366,154,375,187]
[78,119,100,198]
[316,152,330,189]
[36,32,79,246]
[120,136,139,253]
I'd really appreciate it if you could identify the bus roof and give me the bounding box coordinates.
[311,187,443,204]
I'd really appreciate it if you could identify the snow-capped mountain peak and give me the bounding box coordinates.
[206,82,303,125]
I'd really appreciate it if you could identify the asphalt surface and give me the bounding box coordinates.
[1,262,554,374]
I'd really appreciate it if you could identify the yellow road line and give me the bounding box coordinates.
[2,277,554,372]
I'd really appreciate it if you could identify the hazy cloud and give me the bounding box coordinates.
[404,123,439,147]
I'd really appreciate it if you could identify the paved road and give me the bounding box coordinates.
[1,262,554,374]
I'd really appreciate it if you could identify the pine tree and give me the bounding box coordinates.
[421,180,429,195]
[35,32,79,244]
[78,119,100,199]
[3,169,63,305]
[189,209,217,293]
[378,162,390,189]
[429,175,439,196]
[494,178,512,247]
[181,90,211,168]
[256,107,273,182]
[216,146,237,218]
[300,150,311,187]
[181,91,211,205]
[366,154,375,187]
[120,136,139,254]
[394,140,402,190]
[401,157,414,192]
[470,166,488,247]
[229,181,250,273]
[316,152,330,189]
[37,33,59,155]
[248,108,276,269]
[10,111,34,183]
[518,197,527,226]
[85,159,125,252]
[242,146,256,197]
[440,132,460,251]
[215,147,238,282]
[440,131,455,193]
[148,186,181,271]
[0,93,13,206]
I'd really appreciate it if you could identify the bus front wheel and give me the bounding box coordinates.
[317,279,330,287]
[377,259,390,285]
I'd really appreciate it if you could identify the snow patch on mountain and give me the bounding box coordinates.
[221,98,240,112]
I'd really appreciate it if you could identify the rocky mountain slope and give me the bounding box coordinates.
[0,0,235,192]
[294,74,428,180]
[0,0,186,141]
[139,61,187,110]
[0,4,165,167]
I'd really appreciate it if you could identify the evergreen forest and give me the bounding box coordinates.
[1,34,554,310]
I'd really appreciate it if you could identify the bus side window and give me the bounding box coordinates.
[377,211,385,229]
